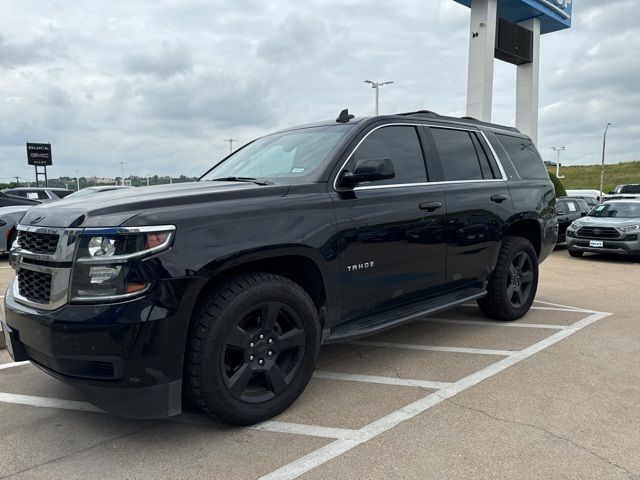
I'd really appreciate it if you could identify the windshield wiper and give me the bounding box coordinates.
[211,176,273,186]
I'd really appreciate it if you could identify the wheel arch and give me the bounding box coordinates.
[191,247,336,331]
[504,218,542,258]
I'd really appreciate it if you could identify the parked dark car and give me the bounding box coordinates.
[563,197,591,217]
[612,184,640,195]
[2,187,73,202]
[555,198,583,243]
[0,191,41,208]
[567,199,640,257]
[2,109,557,425]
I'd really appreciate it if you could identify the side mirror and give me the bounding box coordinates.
[339,158,395,188]
[581,212,588,217]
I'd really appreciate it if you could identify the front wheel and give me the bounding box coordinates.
[186,272,320,425]
[478,236,539,321]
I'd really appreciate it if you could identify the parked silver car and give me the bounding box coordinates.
[0,206,30,253]
[566,200,640,257]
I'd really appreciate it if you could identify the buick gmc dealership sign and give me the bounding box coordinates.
[26,143,53,166]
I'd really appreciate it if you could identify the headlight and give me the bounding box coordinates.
[70,225,175,302]
[622,224,640,233]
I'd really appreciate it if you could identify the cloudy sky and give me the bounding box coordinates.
[0,0,638,181]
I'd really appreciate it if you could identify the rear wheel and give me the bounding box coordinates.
[568,249,584,257]
[186,272,320,425]
[478,236,538,321]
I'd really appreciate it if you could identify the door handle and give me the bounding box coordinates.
[419,201,442,212]
[491,194,509,203]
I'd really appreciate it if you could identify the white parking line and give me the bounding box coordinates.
[0,391,358,441]
[313,371,451,390]
[422,318,566,329]
[533,300,598,313]
[260,310,611,480]
[348,340,514,357]
[0,392,102,413]
[0,361,30,370]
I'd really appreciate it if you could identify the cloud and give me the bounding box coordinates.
[123,42,193,78]
[0,0,638,180]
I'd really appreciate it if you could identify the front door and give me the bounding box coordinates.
[331,124,447,322]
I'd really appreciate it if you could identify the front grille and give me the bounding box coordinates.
[17,230,59,254]
[577,226,621,239]
[17,269,52,304]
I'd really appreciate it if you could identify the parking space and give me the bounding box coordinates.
[2,251,639,479]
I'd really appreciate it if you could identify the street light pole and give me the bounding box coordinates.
[364,80,394,115]
[599,123,612,198]
[551,146,565,179]
[119,162,125,186]
[224,139,237,153]
[75,170,80,191]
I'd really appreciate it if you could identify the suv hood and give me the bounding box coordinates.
[576,217,640,227]
[19,181,290,228]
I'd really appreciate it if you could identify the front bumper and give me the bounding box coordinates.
[566,236,640,256]
[2,276,201,418]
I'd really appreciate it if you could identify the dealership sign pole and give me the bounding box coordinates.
[453,0,572,145]
[26,142,52,187]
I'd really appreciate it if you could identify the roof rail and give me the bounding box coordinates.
[396,110,520,133]
[396,110,440,118]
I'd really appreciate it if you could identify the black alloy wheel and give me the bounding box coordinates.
[477,235,539,321]
[507,251,534,308]
[222,301,306,403]
[186,272,320,425]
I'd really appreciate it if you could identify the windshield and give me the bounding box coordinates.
[616,185,640,194]
[200,125,352,184]
[589,202,640,218]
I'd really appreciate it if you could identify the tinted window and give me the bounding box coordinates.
[496,134,548,180]
[618,185,640,194]
[55,190,73,199]
[430,128,483,181]
[352,126,426,185]
[590,202,640,218]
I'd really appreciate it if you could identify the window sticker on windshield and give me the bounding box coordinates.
[291,168,305,174]
[596,205,606,211]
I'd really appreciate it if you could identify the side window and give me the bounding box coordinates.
[556,201,566,214]
[430,128,484,181]
[351,126,427,185]
[470,133,498,179]
[55,190,73,199]
[567,202,577,212]
[495,134,548,180]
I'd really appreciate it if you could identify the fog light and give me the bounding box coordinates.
[88,237,116,256]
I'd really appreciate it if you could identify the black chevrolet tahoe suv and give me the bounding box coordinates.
[2,110,557,425]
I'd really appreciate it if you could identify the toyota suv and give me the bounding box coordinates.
[2,109,557,425]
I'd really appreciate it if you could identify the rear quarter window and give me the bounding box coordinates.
[496,134,548,180]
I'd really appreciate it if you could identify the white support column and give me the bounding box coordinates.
[516,18,541,144]
[466,0,497,122]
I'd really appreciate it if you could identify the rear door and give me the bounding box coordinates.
[425,126,513,288]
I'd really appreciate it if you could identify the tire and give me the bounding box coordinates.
[186,272,320,425]
[477,236,539,321]
[7,230,16,252]
[568,249,583,258]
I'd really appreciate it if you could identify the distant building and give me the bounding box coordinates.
[87,176,116,184]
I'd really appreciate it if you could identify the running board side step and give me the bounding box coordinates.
[325,287,486,344]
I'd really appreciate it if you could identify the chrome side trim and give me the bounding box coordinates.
[334,123,511,192]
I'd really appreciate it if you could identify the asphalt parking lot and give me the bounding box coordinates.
[1,249,639,480]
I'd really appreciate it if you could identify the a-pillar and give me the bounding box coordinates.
[515,18,541,144]
[465,0,497,122]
